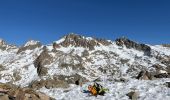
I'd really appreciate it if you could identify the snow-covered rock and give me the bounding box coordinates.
[0,33,170,100]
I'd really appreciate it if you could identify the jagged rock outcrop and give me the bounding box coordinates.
[0,83,54,100]
[0,39,6,46]
[126,91,139,100]
[34,50,53,76]
[58,53,84,71]
[58,33,111,50]
[29,79,69,89]
[154,73,170,78]
[82,49,89,57]
[136,70,153,80]
[54,74,88,85]
[53,42,60,49]
[0,64,5,71]
[29,74,88,89]
[17,40,42,54]
[164,82,170,88]
[161,56,170,69]
[151,64,168,74]
[0,39,8,50]
[162,44,170,48]
[115,37,151,56]
[0,39,17,51]
[59,63,85,70]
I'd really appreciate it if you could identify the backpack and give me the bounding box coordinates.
[93,83,105,95]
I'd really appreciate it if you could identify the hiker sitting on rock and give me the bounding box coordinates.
[88,82,108,96]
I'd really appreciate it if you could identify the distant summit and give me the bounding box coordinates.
[0,38,17,51]
[115,37,151,55]
[54,33,112,50]
[0,39,6,46]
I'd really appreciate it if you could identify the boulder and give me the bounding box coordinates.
[126,91,139,100]
[136,70,153,80]
[34,50,53,76]
[0,83,53,100]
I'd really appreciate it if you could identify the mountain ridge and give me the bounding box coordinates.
[0,33,170,99]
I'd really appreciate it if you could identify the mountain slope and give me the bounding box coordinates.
[0,33,170,100]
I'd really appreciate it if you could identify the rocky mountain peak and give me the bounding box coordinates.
[55,33,112,50]
[115,37,151,56]
[17,40,42,54]
[0,39,6,46]
[0,38,17,51]
[24,40,41,47]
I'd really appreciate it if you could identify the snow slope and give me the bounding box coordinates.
[0,34,170,100]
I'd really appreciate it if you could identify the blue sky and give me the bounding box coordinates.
[0,0,170,45]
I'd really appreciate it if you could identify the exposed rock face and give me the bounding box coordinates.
[0,39,6,46]
[59,63,85,71]
[58,33,111,50]
[151,64,170,76]
[0,39,17,51]
[161,56,170,70]
[17,40,42,54]
[58,53,85,71]
[155,56,170,73]
[95,38,112,46]
[29,74,88,89]
[54,74,88,85]
[164,82,170,88]
[162,44,170,48]
[115,37,151,56]
[136,70,153,80]
[0,83,53,100]
[13,71,22,81]
[53,42,60,49]
[29,79,69,89]
[0,64,5,71]
[82,49,89,57]
[34,50,53,76]
[136,69,170,79]
[126,91,139,100]
[154,73,170,78]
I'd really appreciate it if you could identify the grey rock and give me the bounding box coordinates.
[34,50,53,76]
[17,41,42,54]
[115,37,151,56]
[126,91,139,100]
[59,33,111,50]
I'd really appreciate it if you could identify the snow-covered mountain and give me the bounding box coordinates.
[0,33,170,100]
